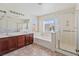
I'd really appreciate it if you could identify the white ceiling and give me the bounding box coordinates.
[0,3,76,16]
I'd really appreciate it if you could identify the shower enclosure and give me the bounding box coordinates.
[37,8,79,55]
[57,9,79,55]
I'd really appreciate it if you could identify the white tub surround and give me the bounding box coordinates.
[34,32,56,51]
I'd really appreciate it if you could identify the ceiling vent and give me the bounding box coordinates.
[38,3,43,5]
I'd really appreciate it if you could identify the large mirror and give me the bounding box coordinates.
[0,13,29,34]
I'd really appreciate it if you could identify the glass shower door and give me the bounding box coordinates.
[59,30,77,54]
[58,12,77,55]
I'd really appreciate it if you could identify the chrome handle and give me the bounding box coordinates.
[58,40,60,48]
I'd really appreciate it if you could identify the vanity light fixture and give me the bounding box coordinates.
[0,10,6,13]
[0,10,6,20]
[9,10,24,16]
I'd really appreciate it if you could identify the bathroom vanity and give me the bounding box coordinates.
[0,33,33,55]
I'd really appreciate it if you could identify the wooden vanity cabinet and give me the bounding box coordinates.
[17,35,25,48]
[0,33,33,55]
[8,37,17,51]
[29,34,33,44]
[25,35,29,45]
[25,34,33,45]
[0,38,9,55]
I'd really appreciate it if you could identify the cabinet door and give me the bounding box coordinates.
[25,34,33,45]
[29,34,33,44]
[8,37,17,51]
[25,35,30,45]
[0,41,2,55]
[17,35,25,48]
[0,39,9,55]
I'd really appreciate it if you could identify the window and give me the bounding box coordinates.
[32,19,37,32]
[43,19,58,32]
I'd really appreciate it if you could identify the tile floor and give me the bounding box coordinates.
[3,43,65,56]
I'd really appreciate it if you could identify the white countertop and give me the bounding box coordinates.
[0,32,33,38]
